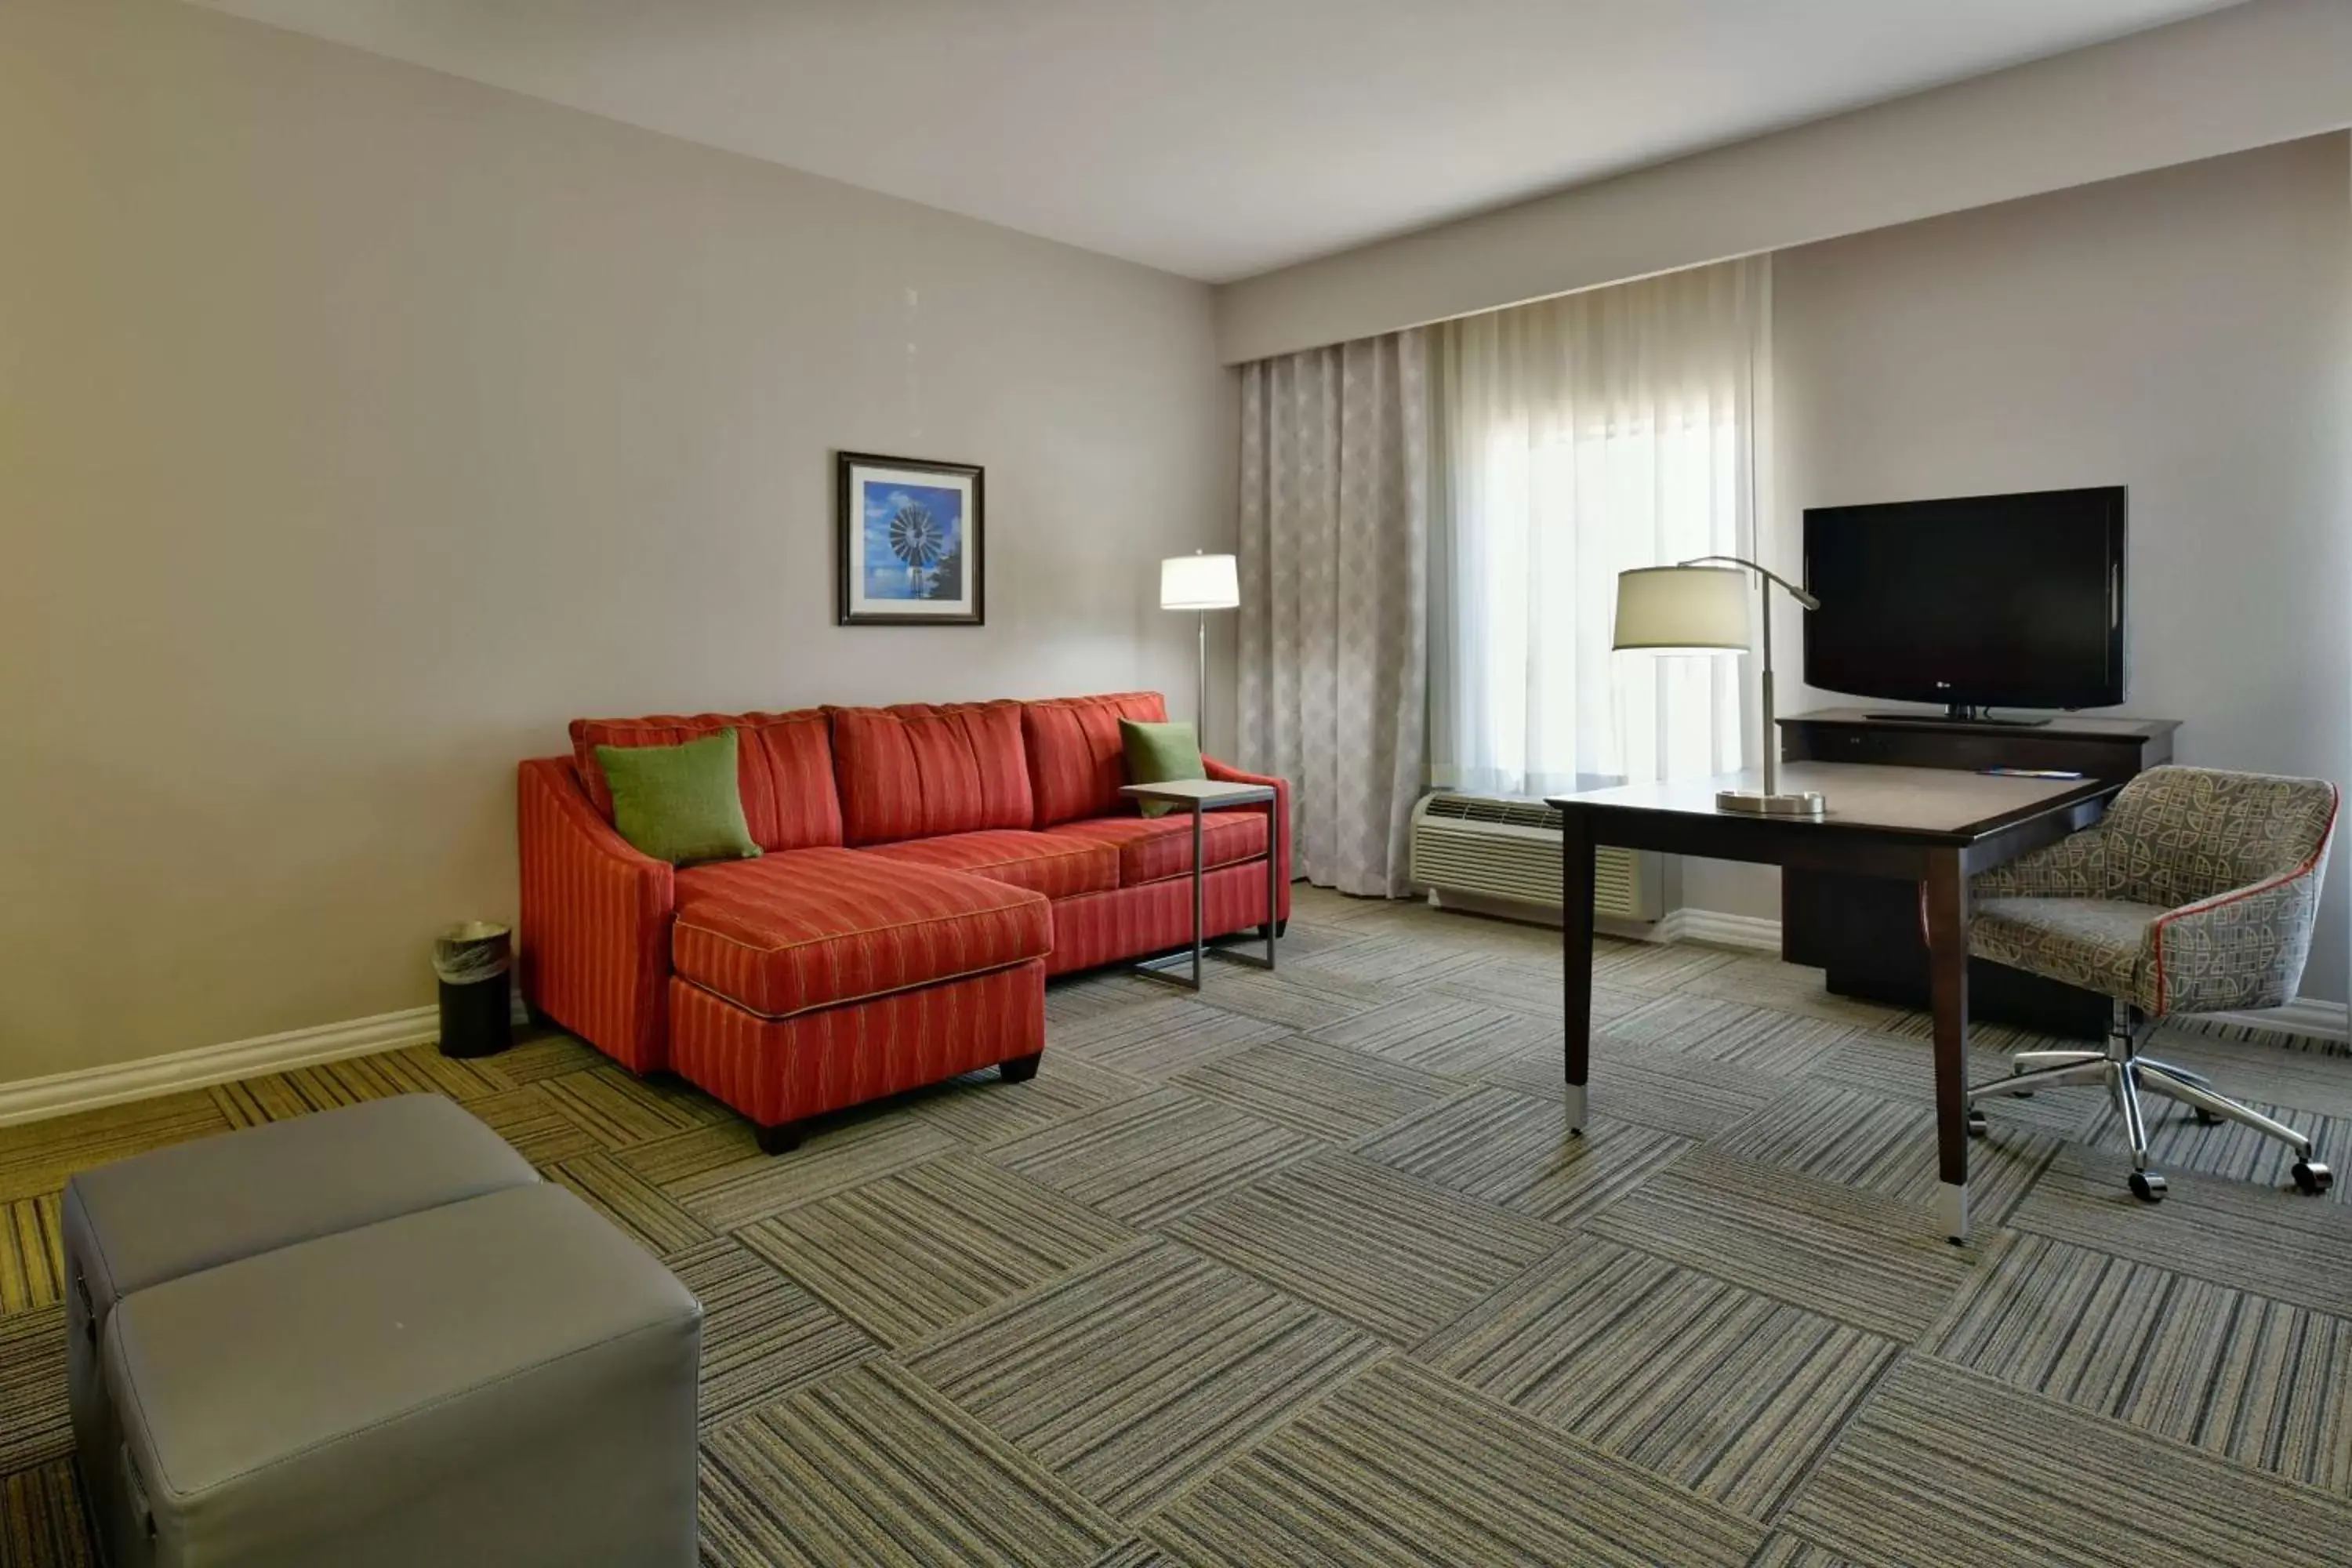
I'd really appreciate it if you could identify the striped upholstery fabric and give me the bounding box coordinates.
[517,758,677,1073]
[857,829,1120,899]
[568,710,841,852]
[1022,691,1168,827]
[668,960,1045,1127]
[521,692,1291,1139]
[1047,812,1268,886]
[829,702,1033,846]
[1046,862,1278,976]
[1207,757,1293,927]
[673,849,1051,1019]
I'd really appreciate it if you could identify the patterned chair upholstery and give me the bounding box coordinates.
[1963,765,2339,1203]
[1969,766,2338,1016]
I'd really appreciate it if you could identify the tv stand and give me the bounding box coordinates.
[1777,707,2179,1038]
[1866,705,2050,727]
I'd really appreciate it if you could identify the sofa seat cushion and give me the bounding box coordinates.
[857,829,1118,899]
[673,848,1050,1019]
[571,709,840,852]
[1047,811,1269,887]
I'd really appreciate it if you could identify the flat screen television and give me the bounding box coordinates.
[1802,486,2125,720]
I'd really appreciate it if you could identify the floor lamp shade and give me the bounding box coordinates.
[1161,553,1239,739]
[1611,564,1751,654]
[1161,554,1240,611]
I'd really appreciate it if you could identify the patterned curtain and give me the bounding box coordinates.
[1237,330,1431,898]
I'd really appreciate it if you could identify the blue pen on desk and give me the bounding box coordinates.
[1982,767,2086,779]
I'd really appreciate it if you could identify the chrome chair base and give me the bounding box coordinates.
[1967,1001,2335,1202]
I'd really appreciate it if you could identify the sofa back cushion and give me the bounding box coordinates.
[829,701,1034,845]
[568,710,841,853]
[1022,691,1169,827]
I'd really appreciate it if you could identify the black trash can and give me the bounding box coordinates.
[434,921,513,1059]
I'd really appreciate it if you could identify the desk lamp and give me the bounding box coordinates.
[1613,557,1824,818]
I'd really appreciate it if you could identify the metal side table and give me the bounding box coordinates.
[1119,779,1279,990]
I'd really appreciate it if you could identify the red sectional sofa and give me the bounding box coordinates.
[517,691,1290,1150]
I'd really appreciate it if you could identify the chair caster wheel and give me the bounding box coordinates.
[2129,1171,2167,1203]
[2292,1160,2333,1195]
[1965,1109,1987,1138]
[2193,1107,2223,1127]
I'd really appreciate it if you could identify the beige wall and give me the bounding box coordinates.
[1684,136,2352,1004]
[0,0,1237,1083]
[1216,0,2352,365]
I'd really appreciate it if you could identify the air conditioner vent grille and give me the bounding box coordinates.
[1422,794,1563,832]
[1410,791,1661,923]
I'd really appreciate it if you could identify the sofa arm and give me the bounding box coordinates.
[1971,824,2112,901]
[517,757,677,1074]
[1204,757,1292,925]
[2148,859,2329,1015]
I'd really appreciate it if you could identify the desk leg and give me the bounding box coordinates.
[1562,814,1594,1136]
[1926,850,1972,1243]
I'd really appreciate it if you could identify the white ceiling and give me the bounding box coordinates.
[189,0,2245,281]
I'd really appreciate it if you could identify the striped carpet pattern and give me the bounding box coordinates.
[5,884,2352,1565]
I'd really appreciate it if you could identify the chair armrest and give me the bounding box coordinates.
[1971,825,2112,900]
[1204,757,1292,925]
[517,757,677,1073]
[2147,863,2329,1015]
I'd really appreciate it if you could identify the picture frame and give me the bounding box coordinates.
[835,451,985,626]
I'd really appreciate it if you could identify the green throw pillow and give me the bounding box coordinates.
[1120,719,1206,818]
[595,729,760,866]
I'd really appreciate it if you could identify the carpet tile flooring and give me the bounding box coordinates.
[905,1240,1385,1519]
[739,1153,1135,1348]
[6,884,2352,1564]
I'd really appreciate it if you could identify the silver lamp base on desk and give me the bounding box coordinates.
[1717,788,1826,818]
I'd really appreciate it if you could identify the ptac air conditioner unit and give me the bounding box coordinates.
[1408,792,1664,927]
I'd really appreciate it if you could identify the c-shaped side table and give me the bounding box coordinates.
[1119,779,1280,990]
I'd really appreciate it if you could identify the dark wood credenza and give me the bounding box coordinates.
[1777,708,2180,1039]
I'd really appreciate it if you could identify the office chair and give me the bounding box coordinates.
[1963,765,2339,1202]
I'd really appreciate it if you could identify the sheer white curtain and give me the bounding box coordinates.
[1431,256,1769,798]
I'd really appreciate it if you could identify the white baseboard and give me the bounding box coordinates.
[1657,908,1782,952]
[0,1007,445,1128]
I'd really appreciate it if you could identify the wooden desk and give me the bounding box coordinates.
[1549,762,2115,1242]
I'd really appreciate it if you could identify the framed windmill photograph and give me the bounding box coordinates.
[836,451,985,626]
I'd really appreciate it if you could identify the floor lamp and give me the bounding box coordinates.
[1160,552,1240,739]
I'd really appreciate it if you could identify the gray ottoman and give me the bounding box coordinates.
[63,1094,539,1564]
[101,1183,702,1568]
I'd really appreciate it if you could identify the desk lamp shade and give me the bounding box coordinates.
[1611,557,1824,819]
[1161,554,1240,611]
[1612,564,1751,654]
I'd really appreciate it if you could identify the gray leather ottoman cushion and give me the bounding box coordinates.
[102,1183,702,1568]
[63,1094,539,1566]
[64,1093,538,1325]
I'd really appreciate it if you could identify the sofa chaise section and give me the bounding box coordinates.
[670,848,1051,1149]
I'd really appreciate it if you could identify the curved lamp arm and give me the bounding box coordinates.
[1680,554,1820,612]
